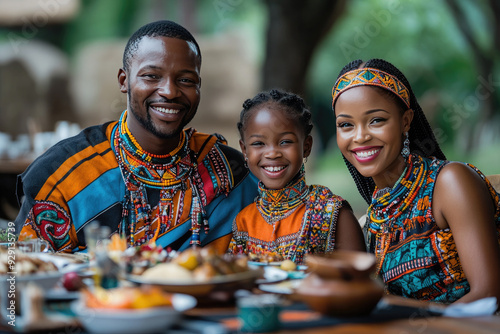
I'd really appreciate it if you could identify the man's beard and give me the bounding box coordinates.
[129,105,182,140]
[127,92,184,140]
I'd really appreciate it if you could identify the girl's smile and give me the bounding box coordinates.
[240,103,312,190]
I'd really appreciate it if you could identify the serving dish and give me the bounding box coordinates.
[127,268,263,297]
[72,293,196,334]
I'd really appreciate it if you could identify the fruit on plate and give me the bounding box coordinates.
[175,248,199,270]
[139,246,250,282]
[122,242,174,275]
[247,251,284,263]
[62,271,86,291]
[280,259,297,271]
[82,286,172,309]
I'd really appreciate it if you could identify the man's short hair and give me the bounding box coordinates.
[122,20,201,71]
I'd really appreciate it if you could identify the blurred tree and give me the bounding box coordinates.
[444,0,500,151]
[261,0,347,95]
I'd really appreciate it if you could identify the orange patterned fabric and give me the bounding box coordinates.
[16,119,258,253]
[228,184,347,264]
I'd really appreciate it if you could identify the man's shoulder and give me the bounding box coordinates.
[189,129,249,186]
[211,137,248,184]
[22,122,116,178]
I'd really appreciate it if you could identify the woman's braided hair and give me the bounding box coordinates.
[237,89,313,140]
[333,59,446,204]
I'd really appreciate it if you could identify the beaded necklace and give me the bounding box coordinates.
[112,110,209,247]
[365,154,427,274]
[256,167,310,225]
[254,167,314,263]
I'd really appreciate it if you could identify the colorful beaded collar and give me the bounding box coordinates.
[256,167,310,225]
[112,110,208,246]
[332,68,411,109]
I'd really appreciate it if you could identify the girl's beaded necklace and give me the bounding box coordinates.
[256,167,310,225]
[255,167,316,263]
[112,111,209,247]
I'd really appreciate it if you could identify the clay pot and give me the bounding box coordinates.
[293,251,384,317]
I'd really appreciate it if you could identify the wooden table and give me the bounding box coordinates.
[276,313,500,334]
[185,295,500,334]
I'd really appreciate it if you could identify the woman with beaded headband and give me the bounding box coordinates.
[332,58,500,305]
[227,89,365,264]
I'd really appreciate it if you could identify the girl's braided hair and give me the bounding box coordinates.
[333,59,446,204]
[237,89,313,140]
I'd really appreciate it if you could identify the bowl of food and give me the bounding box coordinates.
[72,286,196,334]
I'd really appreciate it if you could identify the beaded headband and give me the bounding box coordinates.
[332,68,411,109]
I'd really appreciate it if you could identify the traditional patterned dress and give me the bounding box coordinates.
[365,154,500,303]
[228,171,348,264]
[16,110,258,253]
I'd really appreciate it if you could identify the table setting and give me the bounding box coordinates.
[1,237,499,334]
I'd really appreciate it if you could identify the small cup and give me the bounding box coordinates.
[83,221,110,259]
[17,239,51,253]
[237,294,281,333]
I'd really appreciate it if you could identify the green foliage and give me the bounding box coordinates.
[0,229,11,243]
[307,0,497,152]
[62,0,141,55]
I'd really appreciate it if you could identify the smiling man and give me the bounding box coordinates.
[15,20,258,253]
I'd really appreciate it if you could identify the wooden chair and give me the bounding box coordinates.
[487,174,500,193]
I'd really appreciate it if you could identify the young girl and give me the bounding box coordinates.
[228,89,366,264]
[332,58,500,304]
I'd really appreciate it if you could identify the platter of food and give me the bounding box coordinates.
[123,246,262,298]
[0,248,64,290]
[127,268,262,295]
[72,286,196,334]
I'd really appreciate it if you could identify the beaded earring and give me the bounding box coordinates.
[244,156,248,169]
[401,132,410,159]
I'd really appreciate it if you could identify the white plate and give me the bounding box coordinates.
[248,261,283,266]
[33,253,90,274]
[258,280,302,295]
[248,261,308,270]
[72,293,196,334]
[256,266,289,285]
